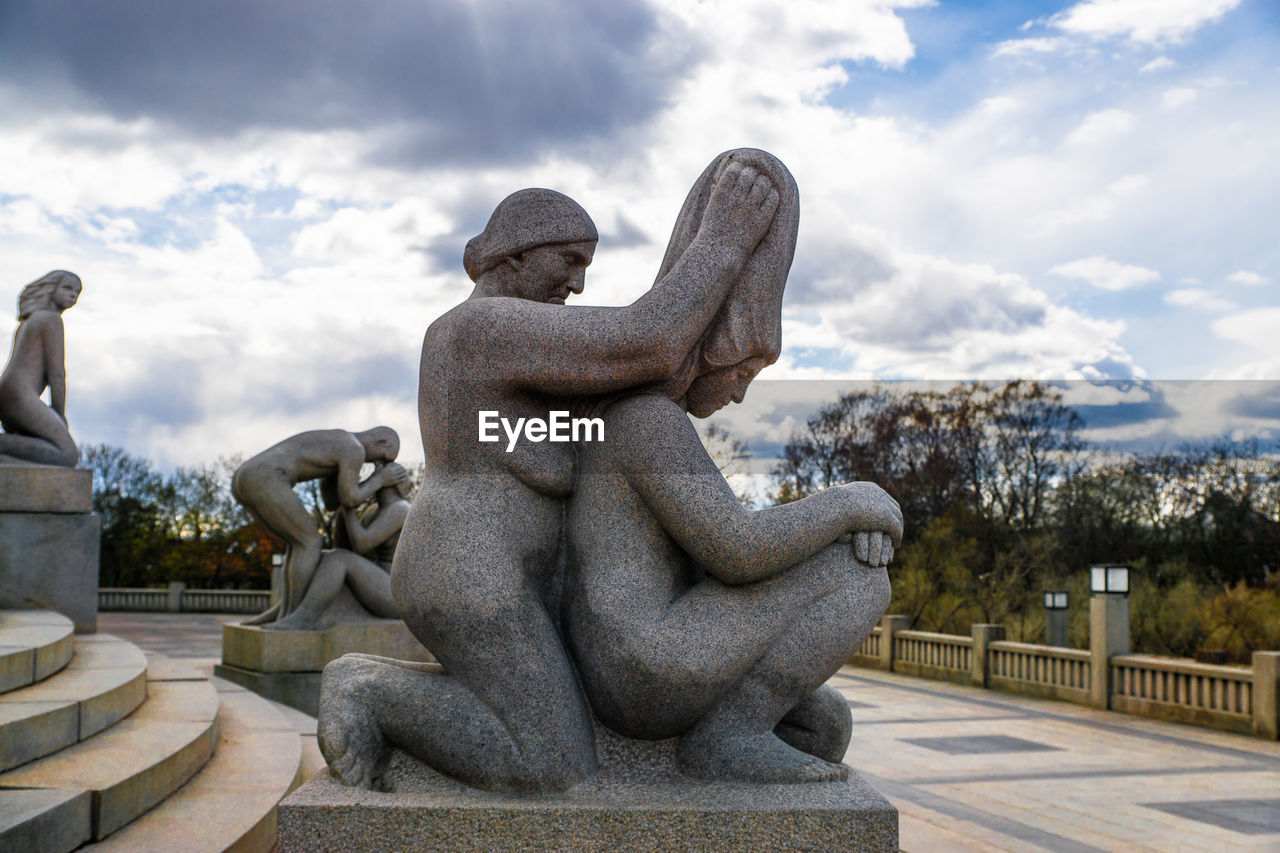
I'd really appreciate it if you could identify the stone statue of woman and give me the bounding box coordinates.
[563,150,897,784]
[0,270,82,467]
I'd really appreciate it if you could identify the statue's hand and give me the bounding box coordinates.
[837,481,903,547]
[854,531,894,567]
[700,161,781,254]
[378,462,409,487]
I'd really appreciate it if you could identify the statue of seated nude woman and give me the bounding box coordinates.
[0,271,82,467]
[563,153,898,786]
[264,466,410,631]
[317,158,783,794]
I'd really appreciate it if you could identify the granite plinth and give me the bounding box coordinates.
[278,725,898,852]
[0,467,98,633]
[212,664,324,716]
[218,588,433,714]
[0,465,92,513]
[221,615,431,674]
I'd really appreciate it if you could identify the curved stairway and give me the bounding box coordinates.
[0,610,308,852]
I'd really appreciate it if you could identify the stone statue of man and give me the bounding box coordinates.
[232,427,407,624]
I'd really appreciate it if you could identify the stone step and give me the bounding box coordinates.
[0,789,91,853]
[82,678,304,853]
[0,610,74,694]
[0,668,220,841]
[0,634,147,772]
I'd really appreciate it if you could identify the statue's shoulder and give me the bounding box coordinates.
[19,309,62,329]
[425,297,527,355]
[605,393,686,429]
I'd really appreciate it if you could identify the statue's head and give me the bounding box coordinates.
[357,426,400,464]
[463,189,598,303]
[657,148,798,418]
[18,270,81,320]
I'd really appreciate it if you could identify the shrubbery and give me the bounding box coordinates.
[771,381,1280,661]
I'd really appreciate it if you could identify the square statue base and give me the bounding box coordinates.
[0,465,98,633]
[216,588,434,715]
[278,726,898,851]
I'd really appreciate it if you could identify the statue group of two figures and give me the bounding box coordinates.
[1,148,900,796]
[311,149,901,794]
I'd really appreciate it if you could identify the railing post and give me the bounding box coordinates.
[1090,594,1129,709]
[971,624,1005,688]
[167,581,186,613]
[1254,651,1279,740]
[879,615,910,672]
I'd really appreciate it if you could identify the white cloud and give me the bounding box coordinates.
[1210,308,1280,378]
[991,37,1071,58]
[1065,109,1136,145]
[776,226,1138,379]
[1226,270,1266,286]
[1049,256,1160,291]
[1049,0,1243,46]
[1161,87,1198,110]
[1140,56,1177,73]
[1163,288,1234,312]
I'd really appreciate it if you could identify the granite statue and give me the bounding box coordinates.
[263,469,410,631]
[563,153,896,784]
[319,158,784,793]
[0,271,82,467]
[231,428,407,624]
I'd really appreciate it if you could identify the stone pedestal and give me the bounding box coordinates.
[279,726,898,852]
[1089,593,1130,709]
[0,465,98,633]
[215,587,433,715]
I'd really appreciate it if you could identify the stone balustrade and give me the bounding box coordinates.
[1111,653,1254,734]
[99,585,269,614]
[892,630,973,684]
[851,614,1280,740]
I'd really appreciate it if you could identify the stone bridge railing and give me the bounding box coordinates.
[99,584,270,614]
[850,614,1278,741]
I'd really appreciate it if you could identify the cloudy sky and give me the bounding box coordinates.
[2,0,1277,468]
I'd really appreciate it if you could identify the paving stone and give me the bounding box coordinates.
[899,735,1062,756]
[1143,798,1280,835]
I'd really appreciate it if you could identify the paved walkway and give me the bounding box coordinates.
[99,613,1280,851]
[833,667,1280,851]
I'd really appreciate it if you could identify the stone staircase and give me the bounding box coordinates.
[0,610,308,852]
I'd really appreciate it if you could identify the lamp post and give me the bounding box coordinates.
[1043,590,1069,647]
[1089,563,1131,708]
[270,552,285,607]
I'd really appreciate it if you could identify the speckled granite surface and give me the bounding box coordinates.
[279,725,897,851]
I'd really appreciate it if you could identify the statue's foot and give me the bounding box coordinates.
[774,684,853,764]
[676,728,849,784]
[241,603,281,626]
[260,612,317,631]
[318,658,391,791]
